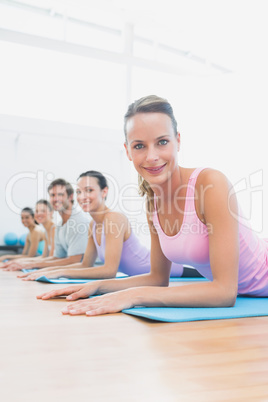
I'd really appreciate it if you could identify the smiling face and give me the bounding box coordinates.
[76,176,108,214]
[21,212,35,228]
[48,185,72,212]
[124,112,180,188]
[35,203,53,225]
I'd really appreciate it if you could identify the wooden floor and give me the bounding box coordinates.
[1,270,268,402]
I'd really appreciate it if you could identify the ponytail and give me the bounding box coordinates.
[138,175,155,214]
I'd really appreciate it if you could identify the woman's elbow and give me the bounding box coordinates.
[28,251,37,258]
[223,294,237,307]
[219,286,237,307]
[148,271,169,287]
[102,266,118,279]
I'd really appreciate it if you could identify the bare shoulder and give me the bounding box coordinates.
[103,211,130,238]
[30,226,45,241]
[196,168,233,192]
[195,168,238,220]
[104,211,128,225]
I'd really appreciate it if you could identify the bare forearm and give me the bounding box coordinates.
[34,256,82,269]
[20,256,43,263]
[58,262,84,270]
[57,265,117,279]
[96,272,166,295]
[1,254,23,261]
[131,281,237,308]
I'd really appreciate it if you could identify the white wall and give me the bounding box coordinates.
[0,1,268,246]
[0,114,132,242]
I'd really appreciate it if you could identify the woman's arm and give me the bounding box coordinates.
[4,231,41,267]
[27,229,45,258]
[36,213,171,298]
[0,254,24,264]
[38,170,239,315]
[48,225,56,257]
[0,236,30,266]
[19,224,97,279]
[117,170,239,310]
[31,212,146,281]
[5,255,69,271]
[41,238,48,258]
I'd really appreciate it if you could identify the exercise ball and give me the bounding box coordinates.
[19,233,27,246]
[4,232,18,246]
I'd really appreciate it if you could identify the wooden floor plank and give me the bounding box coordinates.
[1,270,268,401]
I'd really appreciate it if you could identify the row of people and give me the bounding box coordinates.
[2,94,268,318]
[1,173,184,278]
[0,201,54,263]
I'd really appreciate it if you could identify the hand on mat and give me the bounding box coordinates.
[0,261,10,269]
[18,266,59,278]
[21,269,65,281]
[3,262,24,271]
[37,282,99,300]
[61,290,135,316]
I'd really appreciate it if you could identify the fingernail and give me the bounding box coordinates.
[66,296,72,300]
[61,307,68,313]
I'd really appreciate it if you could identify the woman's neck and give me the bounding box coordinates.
[90,205,110,224]
[28,224,36,232]
[42,220,54,233]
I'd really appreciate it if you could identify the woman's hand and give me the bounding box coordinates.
[21,269,66,281]
[3,262,24,271]
[61,289,136,316]
[18,266,61,278]
[36,282,100,301]
[4,259,37,271]
[0,261,10,269]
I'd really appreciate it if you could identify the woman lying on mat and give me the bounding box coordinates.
[3,200,56,271]
[0,207,46,267]
[20,170,184,281]
[37,95,268,316]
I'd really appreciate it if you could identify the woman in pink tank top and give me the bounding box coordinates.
[37,95,268,317]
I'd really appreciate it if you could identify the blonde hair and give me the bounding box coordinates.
[124,95,178,213]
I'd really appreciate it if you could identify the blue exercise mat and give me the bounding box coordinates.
[36,275,206,284]
[21,268,204,282]
[169,277,207,282]
[35,271,128,283]
[122,296,268,322]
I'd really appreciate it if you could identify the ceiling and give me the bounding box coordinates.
[1,0,267,74]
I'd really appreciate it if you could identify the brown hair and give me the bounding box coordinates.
[36,199,53,212]
[47,178,74,203]
[124,95,178,213]
[78,171,108,190]
[21,207,39,225]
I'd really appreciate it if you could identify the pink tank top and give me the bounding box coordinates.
[153,167,268,296]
